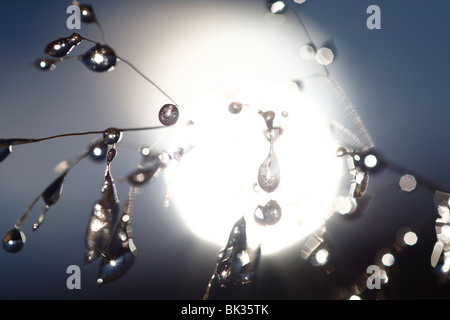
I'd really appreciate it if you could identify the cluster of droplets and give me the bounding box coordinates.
[431,191,450,279]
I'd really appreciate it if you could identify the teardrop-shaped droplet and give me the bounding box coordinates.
[257,148,280,193]
[107,148,116,165]
[215,217,261,287]
[228,102,243,114]
[97,187,137,287]
[0,139,12,162]
[85,168,120,265]
[78,4,97,23]
[260,110,275,130]
[158,104,179,126]
[267,0,287,14]
[81,44,117,72]
[41,173,67,206]
[33,58,57,71]
[103,127,122,145]
[3,227,26,253]
[88,140,108,162]
[45,33,83,58]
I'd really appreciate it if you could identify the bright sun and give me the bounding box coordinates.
[170,78,344,255]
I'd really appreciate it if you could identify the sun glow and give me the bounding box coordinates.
[170,78,344,255]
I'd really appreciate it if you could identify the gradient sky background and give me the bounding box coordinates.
[0,0,449,300]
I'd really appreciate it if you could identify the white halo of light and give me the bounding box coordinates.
[170,78,344,255]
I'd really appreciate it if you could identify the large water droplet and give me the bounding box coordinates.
[215,217,261,288]
[0,139,12,162]
[158,104,179,126]
[81,44,117,72]
[257,147,280,193]
[42,173,66,206]
[103,128,122,145]
[44,33,83,58]
[3,227,26,253]
[33,58,57,71]
[85,164,120,265]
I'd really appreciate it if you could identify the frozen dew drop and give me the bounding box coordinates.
[33,58,57,71]
[261,111,276,130]
[0,139,13,162]
[215,217,261,287]
[81,44,117,72]
[158,104,179,126]
[41,173,67,206]
[262,200,282,225]
[315,47,334,65]
[78,4,97,23]
[44,33,83,58]
[103,127,122,145]
[228,102,243,114]
[267,0,287,14]
[3,227,26,253]
[257,148,280,193]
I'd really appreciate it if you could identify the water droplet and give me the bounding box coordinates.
[267,0,287,14]
[3,227,26,253]
[78,4,97,23]
[158,104,179,126]
[31,173,68,231]
[257,147,280,193]
[0,139,12,162]
[41,173,66,206]
[97,187,137,287]
[44,33,83,58]
[85,164,120,265]
[103,127,122,145]
[260,111,275,130]
[107,148,117,166]
[81,44,117,72]
[262,200,282,225]
[228,102,243,114]
[215,217,261,287]
[33,58,57,71]
[173,147,184,161]
[352,169,369,198]
[88,140,108,162]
